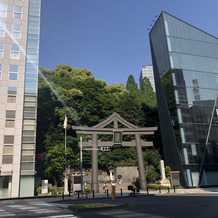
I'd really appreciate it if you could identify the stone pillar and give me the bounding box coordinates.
[159,160,170,187]
[160,160,166,180]
[135,133,146,189]
[91,133,99,192]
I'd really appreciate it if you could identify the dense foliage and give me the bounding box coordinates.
[36,64,162,186]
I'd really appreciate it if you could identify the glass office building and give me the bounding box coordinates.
[149,12,218,187]
[0,0,41,197]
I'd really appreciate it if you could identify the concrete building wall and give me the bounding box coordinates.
[0,0,41,198]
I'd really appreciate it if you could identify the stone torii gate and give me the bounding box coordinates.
[72,112,157,192]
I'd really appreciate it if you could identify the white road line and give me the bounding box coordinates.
[32,203,53,206]
[0,211,16,217]
[7,205,22,208]
[40,215,77,218]
[8,205,38,210]
[29,208,59,213]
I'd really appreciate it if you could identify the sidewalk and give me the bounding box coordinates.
[1,187,218,205]
[47,187,218,204]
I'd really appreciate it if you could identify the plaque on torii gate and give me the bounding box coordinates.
[72,112,157,192]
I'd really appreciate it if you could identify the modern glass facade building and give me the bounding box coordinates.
[0,0,41,197]
[150,12,218,187]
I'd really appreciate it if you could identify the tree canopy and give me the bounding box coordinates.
[36,64,161,186]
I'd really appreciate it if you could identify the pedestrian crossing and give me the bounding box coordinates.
[8,204,59,214]
[0,208,15,217]
[0,202,77,217]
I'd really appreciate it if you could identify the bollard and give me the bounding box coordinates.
[62,192,64,200]
[121,188,123,196]
[146,187,149,195]
[77,191,80,199]
[133,189,136,196]
[173,186,176,193]
[168,186,170,193]
[159,187,161,193]
[92,190,95,198]
[107,189,109,197]
[111,185,116,203]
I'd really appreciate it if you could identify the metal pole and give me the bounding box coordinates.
[64,119,68,195]
[80,136,83,197]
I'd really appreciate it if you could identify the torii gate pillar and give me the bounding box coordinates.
[135,133,146,189]
[92,133,99,192]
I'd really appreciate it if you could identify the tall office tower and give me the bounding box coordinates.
[0,0,41,198]
[149,12,218,188]
[139,65,156,92]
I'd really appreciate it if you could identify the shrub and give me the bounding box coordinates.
[146,166,160,183]
[56,187,64,194]
[84,188,91,194]
[147,183,169,190]
[36,186,42,194]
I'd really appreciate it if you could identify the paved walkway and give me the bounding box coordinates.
[43,187,218,204]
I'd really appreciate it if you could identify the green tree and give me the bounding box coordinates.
[139,77,157,108]
[126,75,139,94]
[44,144,65,187]
[37,64,162,185]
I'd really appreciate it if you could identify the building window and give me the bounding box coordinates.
[0,3,7,17]
[10,44,20,59]
[7,96,16,103]
[0,64,2,79]
[7,86,17,103]
[21,155,34,162]
[22,136,35,143]
[3,145,13,154]
[6,110,16,119]
[13,5,22,19]
[8,86,17,95]
[0,22,6,37]
[21,163,34,170]
[5,110,15,128]
[22,150,35,155]
[5,120,15,128]
[2,155,13,164]
[12,24,21,39]
[4,135,14,144]
[9,65,18,80]
[0,42,3,57]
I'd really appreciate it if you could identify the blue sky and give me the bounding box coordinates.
[39,0,218,85]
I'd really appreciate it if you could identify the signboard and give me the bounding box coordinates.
[72,175,81,192]
[113,131,122,146]
[100,147,110,152]
[170,171,180,186]
[41,179,48,194]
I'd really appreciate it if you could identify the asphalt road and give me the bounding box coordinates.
[53,193,218,218]
[1,192,218,217]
